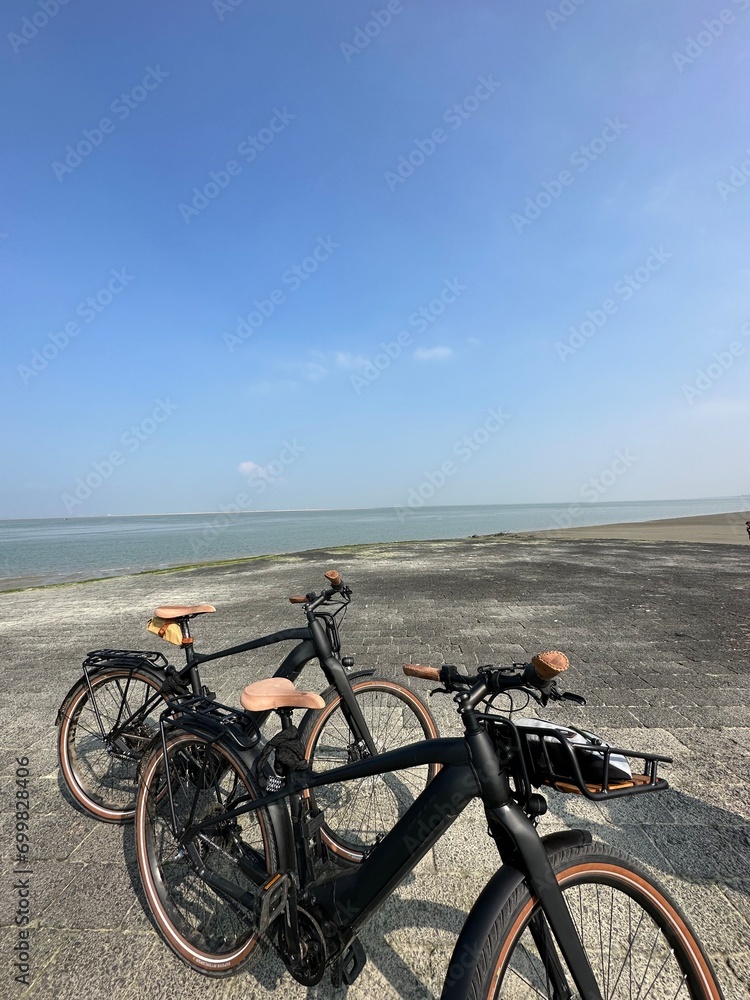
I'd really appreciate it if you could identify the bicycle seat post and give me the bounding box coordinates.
[277,708,294,731]
[177,618,202,695]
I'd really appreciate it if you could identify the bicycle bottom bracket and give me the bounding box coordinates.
[285,907,327,986]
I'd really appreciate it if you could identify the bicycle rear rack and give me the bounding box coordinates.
[159,695,262,752]
[83,648,170,669]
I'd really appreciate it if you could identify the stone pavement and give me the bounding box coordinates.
[1,534,748,999]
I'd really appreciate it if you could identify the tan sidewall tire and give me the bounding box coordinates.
[57,668,165,823]
[485,849,724,1000]
[135,732,276,977]
[302,679,440,863]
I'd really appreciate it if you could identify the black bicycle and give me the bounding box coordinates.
[133,649,724,998]
[55,570,438,861]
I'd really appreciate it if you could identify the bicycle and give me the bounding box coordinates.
[55,570,438,862]
[133,648,724,998]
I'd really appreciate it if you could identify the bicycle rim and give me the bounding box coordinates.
[489,855,723,1000]
[59,668,165,822]
[136,732,276,976]
[303,680,439,862]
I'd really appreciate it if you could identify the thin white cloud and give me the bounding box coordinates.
[334,352,369,370]
[303,362,328,381]
[238,461,264,477]
[248,379,298,396]
[413,346,453,362]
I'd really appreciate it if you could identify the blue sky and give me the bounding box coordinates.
[2,0,749,518]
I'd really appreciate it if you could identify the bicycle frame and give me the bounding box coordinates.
[189,618,378,754]
[173,725,606,1000]
[68,620,377,754]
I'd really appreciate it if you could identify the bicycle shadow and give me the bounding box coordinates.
[545,784,750,894]
[117,786,750,999]
[119,829,464,997]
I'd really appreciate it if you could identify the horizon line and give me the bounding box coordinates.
[0,494,747,523]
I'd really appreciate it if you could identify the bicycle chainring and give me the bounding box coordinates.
[285,907,328,986]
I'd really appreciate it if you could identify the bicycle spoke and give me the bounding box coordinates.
[141,735,271,965]
[305,682,435,856]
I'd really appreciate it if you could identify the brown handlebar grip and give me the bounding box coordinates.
[289,595,308,604]
[324,570,342,588]
[403,663,441,682]
[531,650,570,681]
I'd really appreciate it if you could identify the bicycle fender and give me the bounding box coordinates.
[296,668,376,733]
[231,741,296,872]
[54,661,167,726]
[440,828,593,1000]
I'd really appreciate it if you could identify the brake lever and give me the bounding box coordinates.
[561,691,587,705]
[548,688,587,706]
[428,686,451,698]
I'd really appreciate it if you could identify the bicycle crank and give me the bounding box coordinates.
[283,906,328,986]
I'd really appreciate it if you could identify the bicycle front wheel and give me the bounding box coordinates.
[135,731,278,977]
[300,678,439,863]
[57,666,167,822]
[445,841,724,1000]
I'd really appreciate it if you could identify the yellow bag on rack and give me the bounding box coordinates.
[146,617,183,646]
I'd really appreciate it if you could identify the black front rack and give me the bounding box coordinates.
[482,714,672,802]
[159,694,262,752]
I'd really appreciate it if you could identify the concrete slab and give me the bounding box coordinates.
[0,534,747,998]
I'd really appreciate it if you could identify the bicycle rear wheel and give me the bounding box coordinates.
[135,731,278,977]
[300,678,439,863]
[57,666,167,822]
[444,841,724,1000]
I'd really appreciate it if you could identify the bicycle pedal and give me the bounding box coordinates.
[255,872,291,935]
[331,936,366,987]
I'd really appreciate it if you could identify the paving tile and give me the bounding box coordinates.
[0,535,747,997]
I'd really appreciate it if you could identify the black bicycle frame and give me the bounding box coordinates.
[188,619,378,755]
[82,620,377,754]
[181,729,605,1000]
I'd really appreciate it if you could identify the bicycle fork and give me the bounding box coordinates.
[466,727,604,1000]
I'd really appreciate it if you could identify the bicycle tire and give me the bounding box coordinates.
[135,730,279,976]
[300,678,440,863]
[57,666,167,822]
[443,840,724,1000]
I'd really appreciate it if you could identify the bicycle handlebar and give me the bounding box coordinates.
[403,650,571,698]
[530,650,569,680]
[403,664,441,681]
[288,570,349,608]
